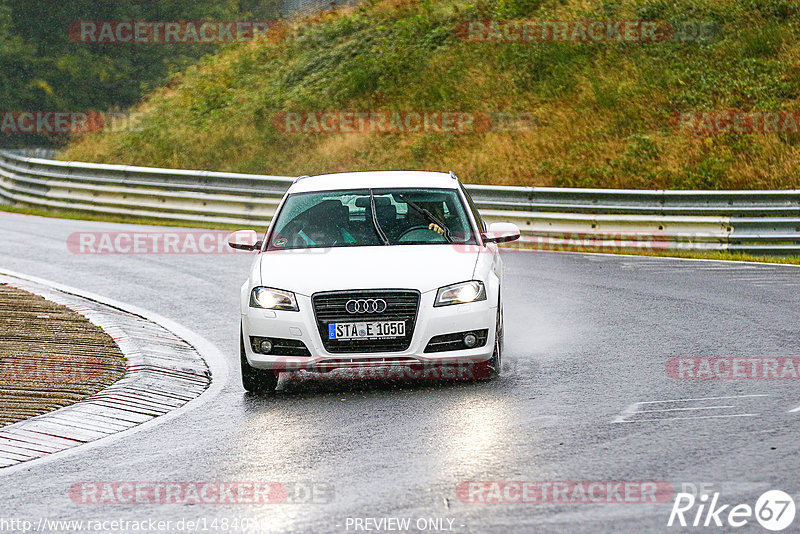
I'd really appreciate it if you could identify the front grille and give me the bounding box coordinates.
[312,290,420,353]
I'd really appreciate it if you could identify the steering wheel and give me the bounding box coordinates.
[397,225,449,243]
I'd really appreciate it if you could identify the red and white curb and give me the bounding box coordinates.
[0,270,228,470]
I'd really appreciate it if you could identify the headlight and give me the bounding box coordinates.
[434,281,486,307]
[250,287,299,311]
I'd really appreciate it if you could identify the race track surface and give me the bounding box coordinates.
[1,211,798,533]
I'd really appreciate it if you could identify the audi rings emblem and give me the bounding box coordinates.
[345,298,387,314]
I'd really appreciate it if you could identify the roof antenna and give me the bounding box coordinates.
[449,171,458,180]
[293,174,311,183]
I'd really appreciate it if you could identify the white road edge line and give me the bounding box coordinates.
[614,395,769,423]
[0,268,230,476]
[612,402,641,423]
[637,405,734,413]
[617,414,759,423]
[635,394,768,405]
[788,406,800,413]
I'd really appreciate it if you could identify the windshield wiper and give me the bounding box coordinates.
[369,190,391,245]
[399,195,453,243]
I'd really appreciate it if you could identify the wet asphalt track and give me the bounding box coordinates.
[0,210,799,533]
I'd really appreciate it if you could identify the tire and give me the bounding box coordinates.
[240,326,279,393]
[475,299,502,380]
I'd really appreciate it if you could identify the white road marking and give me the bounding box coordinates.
[617,414,759,423]
[613,401,645,423]
[614,395,768,423]
[788,405,800,413]
[637,405,734,413]
[635,394,767,405]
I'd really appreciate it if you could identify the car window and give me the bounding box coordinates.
[267,188,477,249]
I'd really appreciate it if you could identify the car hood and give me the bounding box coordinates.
[258,245,481,295]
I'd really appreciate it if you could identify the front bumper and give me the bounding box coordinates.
[241,290,496,372]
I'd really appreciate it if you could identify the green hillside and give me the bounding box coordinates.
[62,0,800,188]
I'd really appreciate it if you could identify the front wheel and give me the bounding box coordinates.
[474,302,502,380]
[240,327,279,393]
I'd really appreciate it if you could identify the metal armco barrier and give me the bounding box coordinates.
[1,149,798,255]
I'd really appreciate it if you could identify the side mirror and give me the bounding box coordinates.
[227,230,262,251]
[482,222,520,244]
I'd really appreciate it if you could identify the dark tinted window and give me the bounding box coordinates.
[268,188,477,250]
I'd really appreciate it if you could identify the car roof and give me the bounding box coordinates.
[287,171,460,194]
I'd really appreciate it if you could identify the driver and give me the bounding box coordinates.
[293,200,355,247]
[407,201,447,235]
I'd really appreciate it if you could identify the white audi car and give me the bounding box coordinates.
[228,171,520,392]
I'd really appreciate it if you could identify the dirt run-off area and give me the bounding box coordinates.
[0,284,126,426]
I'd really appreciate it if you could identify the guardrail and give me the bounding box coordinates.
[1,149,798,255]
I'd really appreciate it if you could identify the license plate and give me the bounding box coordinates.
[328,321,405,340]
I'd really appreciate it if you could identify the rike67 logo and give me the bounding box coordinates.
[668,487,796,531]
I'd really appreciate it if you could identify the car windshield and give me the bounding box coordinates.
[267,188,477,250]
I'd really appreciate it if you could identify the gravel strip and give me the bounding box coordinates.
[0,284,126,426]
[0,273,212,468]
